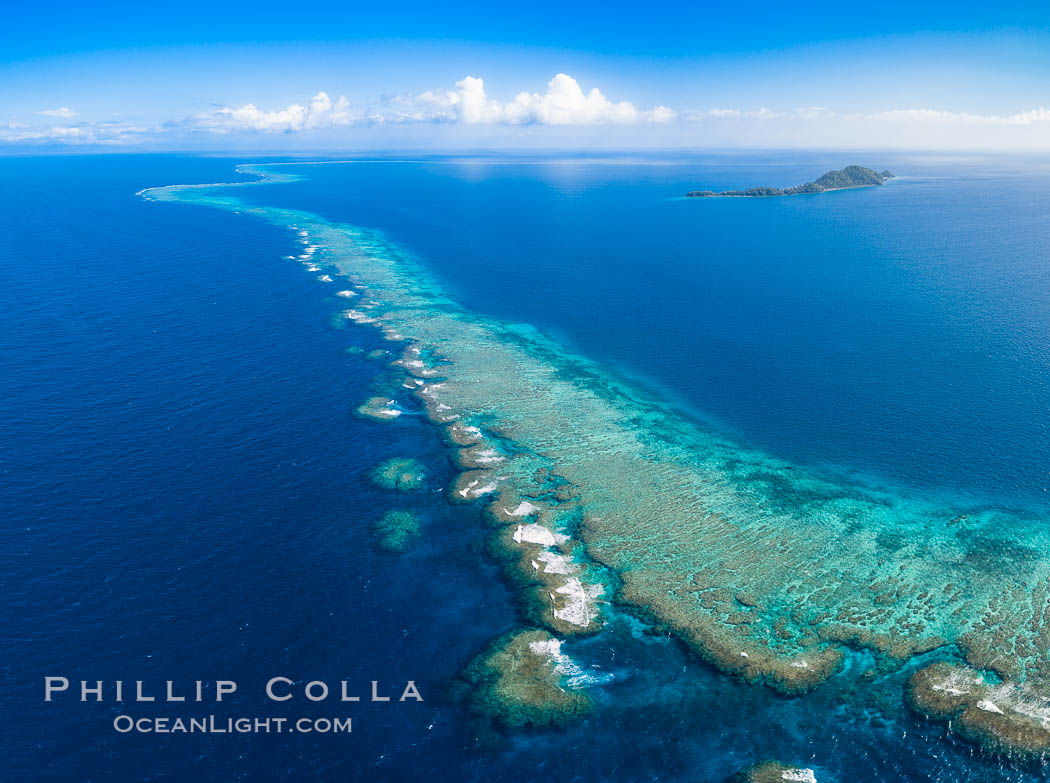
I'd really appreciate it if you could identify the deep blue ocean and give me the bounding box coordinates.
[4,154,1050,782]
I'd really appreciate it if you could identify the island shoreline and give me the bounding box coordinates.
[686,164,895,198]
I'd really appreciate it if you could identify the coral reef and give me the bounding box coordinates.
[369,457,426,491]
[908,662,1050,756]
[147,166,1050,755]
[457,629,592,730]
[370,510,422,554]
[356,396,403,420]
[733,761,818,783]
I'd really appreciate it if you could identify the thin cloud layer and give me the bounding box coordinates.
[873,107,1050,125]
[4,78,1050,148]
[690,106,1050,126]
[37,107,78,118]
[0,120,148,144]
[179,74,674,132]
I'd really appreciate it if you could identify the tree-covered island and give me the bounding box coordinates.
[687,165,894,197]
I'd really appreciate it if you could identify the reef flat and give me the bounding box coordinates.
[455,629,592,730]
[733,761,819,783]
[687,165,893,197]
[142,164,1050,756]
[908,662,1050,756]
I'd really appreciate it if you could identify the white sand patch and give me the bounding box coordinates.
[448,422,483,444]
[505,501,539,517]
[528,637,563,659]
[782,770,817,783]
[457,479,499,499]
[550,577,602,627]
[527,638,586,686]
[985,683,1050,725]
[513,524,564,547]
[472,482,498,497]
[535,549,574,575]
[345,310,378,324]
[931,669,977,697]
[977,700,1005,715]
[369,399,402,418]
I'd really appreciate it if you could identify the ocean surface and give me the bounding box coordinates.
[3,153,1050,782]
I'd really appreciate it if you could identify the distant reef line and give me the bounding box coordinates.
[687,165,894,198]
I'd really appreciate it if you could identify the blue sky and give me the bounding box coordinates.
[3,1,1049,150]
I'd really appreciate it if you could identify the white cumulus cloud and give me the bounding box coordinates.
[176,76,674,133]
[434,73,675,125]
[187,91,355,133]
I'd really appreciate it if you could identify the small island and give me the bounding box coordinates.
[687,165,893,198]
